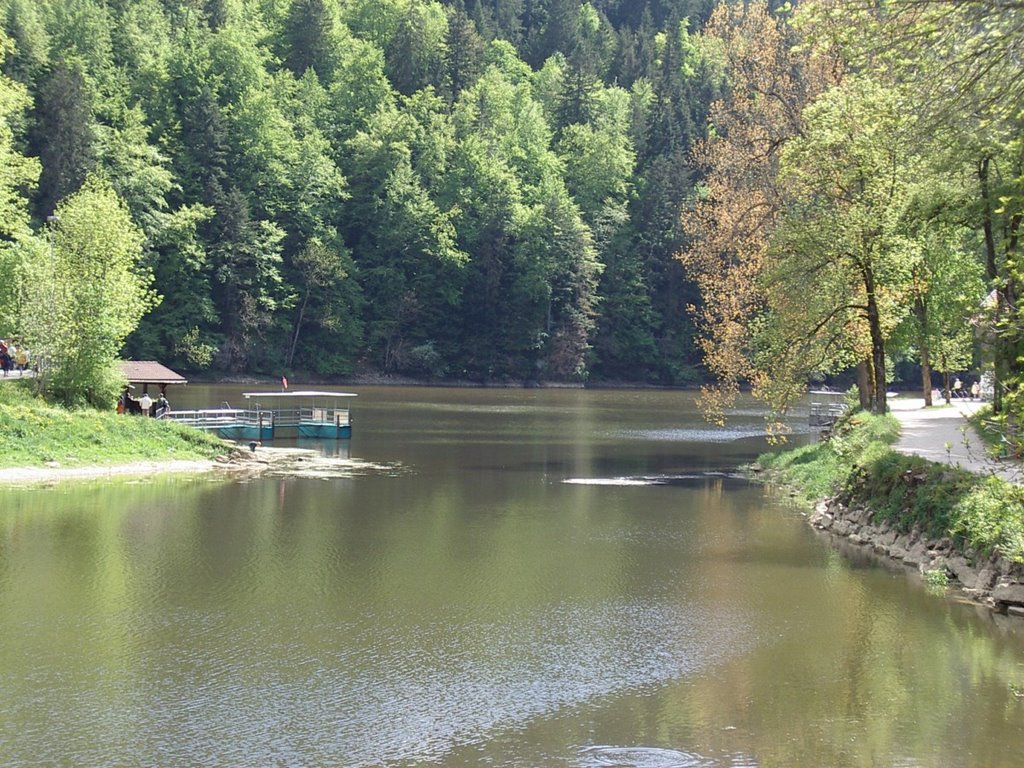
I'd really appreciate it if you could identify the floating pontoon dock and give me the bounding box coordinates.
[808,389,847,427]
[165,390,356,440]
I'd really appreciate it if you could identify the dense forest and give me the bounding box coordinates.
[0,0,725,385]
[0,0,1020,431]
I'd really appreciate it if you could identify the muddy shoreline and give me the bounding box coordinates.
[0,445,399,486]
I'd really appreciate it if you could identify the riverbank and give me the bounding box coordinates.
[0,379,227,469]
[0,444,395,486]
[0,378,396,487]
[0,458,221,485]
[809,497,1024,616]
[757,409,1024,616]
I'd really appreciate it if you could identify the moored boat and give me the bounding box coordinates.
[242,390,356,439]
[165,390,356,440]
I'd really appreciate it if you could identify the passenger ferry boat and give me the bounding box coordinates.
[165,390,356,441]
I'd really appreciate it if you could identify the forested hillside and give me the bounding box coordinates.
[0,0,724,384]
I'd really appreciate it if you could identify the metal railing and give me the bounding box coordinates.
[164,406,350,431]
[163,408,272,431]
[809,401,847,427]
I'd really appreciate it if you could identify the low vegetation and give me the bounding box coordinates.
[757,411,899,505]
[970,405,1023,460]
[758,411,1024,563]
[0,381,226,468]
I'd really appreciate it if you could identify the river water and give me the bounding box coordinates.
[1,386,1022,767]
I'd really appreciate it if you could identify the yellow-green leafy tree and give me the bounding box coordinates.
[679,0,840,422]
[764,77,924,415]
[23,176,158,407]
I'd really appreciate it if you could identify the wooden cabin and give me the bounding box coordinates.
[118,360,188,396]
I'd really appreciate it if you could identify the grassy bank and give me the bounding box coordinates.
[758,411,1024,563]
[0,380,227,468]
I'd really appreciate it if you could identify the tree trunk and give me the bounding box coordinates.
[914,297,932,406]
[979,156,1004,414]
[286,291,310,368]
[856,359,873,412]
[864,268,888,415]
[921,346,933,406]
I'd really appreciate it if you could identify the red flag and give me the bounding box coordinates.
[281,376,288,390]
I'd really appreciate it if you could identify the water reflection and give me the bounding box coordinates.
[1,388,1022,767]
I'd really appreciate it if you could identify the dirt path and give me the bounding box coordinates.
[888,397,1019,483]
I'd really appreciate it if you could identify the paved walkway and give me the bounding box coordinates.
[0,369,35,381]
[888,396,1020,483]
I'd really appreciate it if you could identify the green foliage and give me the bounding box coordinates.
[951,479,1024,563]
[970,404,1024,460]
[757,440,844,504]
[758,412,899,504]
[829,411,901,460]
[761,409,1024,563]
[0,29,38,245]
[767,76,924,414]
[22,177,156,408]
[923,568,949,592]
[0,0,716,384]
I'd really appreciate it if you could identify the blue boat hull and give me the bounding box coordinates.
[210,422,351,441]
[214,424,275,441]
[298,423,352,439]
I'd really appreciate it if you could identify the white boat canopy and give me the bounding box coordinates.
[242,391,358,399]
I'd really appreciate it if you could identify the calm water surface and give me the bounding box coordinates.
[1,387,1022,767]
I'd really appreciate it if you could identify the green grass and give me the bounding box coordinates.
[0,380,228,468]
[758,409,1024,563]
[757,411,899,505]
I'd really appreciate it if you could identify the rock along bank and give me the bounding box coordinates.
[810,497,1024,618]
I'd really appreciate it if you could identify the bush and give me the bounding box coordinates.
[758,411,900,504]
[952,479,1024,562]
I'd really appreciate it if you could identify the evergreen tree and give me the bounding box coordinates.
[31,62,96,219]
[443,4,485,105]
[282,0,343,81]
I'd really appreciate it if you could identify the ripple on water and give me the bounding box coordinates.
[614,428,770,443]
[577,746,717,768]
[562,473,748,488]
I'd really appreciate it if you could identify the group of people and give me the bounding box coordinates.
[0,339,29,376]
[951,377,981,400]
[117,386,170,418]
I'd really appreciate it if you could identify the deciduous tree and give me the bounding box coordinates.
[678,0,839,420]
[765,77,921,415]
[23,176,157,407]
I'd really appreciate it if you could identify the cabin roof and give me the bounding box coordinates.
[119,360,188,385]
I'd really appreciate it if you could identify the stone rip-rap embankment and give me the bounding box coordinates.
[810,397,1024,618]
